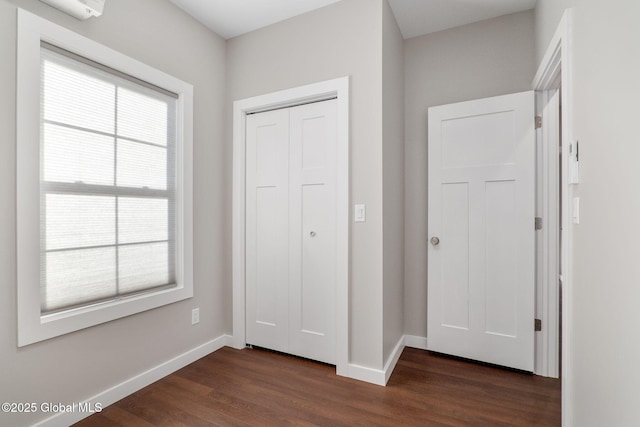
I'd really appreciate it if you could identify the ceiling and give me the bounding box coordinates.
[388,0,536,39]
[169,0,342,40]
[169,0,537,41]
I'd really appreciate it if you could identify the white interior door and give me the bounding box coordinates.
[288,101,337,363]
[246,99,337,365]
[427,91,535,371]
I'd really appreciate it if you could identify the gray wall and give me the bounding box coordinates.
[226,0,387,369]
[535,0,640,424]
[382,0,405,364]
[0,0,228,425]
[403,10,535,338]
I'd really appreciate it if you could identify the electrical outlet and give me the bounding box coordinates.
[191,308,200,325]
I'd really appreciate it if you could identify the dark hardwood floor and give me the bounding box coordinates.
[74,346,560,426]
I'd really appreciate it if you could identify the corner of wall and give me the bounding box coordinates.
[381,0,406,366]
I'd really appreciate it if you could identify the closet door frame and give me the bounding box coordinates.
[232,77,350,377]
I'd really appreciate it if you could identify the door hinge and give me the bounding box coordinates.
[535,217,542,230]
[535,116,542,129]
[535,319,542,331]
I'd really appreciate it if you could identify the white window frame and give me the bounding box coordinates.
[16,9,194,346]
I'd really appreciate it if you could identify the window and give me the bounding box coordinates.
[17,10,193,346]
[40,43,178,313]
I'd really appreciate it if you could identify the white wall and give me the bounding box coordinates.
[382,0,405,364]
[0,0,228,425]
[534,0,571,65]
[226,0,386,369]
[403,10,535,338]
[535,0,640,424]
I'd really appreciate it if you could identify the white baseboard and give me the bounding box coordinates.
[35,334,232,427]
[346,363,386,386]
[383,336,405,384]
[404,335,428,350]
[345,335,408,386]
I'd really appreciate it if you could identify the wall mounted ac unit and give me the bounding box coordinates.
[40,0,105,20]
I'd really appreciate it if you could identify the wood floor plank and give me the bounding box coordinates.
[93,405,158,427]
[74,347,560,427]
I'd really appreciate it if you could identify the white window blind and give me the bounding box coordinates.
[39,43,179,314]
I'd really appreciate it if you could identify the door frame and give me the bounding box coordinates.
[532,9,573,425]
[231,77,350,376]
[534,87,560,379]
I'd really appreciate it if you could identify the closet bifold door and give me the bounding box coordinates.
[288,100,337,365]
[245,108,290,353]
[245,99,337,365]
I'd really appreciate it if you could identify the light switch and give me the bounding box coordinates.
[354,204,366,222]
[569,141,580,184]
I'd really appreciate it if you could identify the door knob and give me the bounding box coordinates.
[430,236,440,246]
[310,231,316,237]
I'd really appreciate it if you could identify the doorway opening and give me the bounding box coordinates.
[532,8,573,425]
[231,77,350,378]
